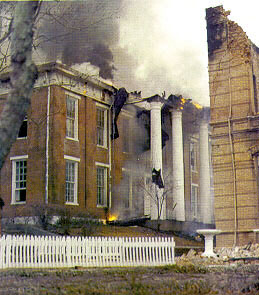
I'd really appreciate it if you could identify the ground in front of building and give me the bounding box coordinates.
[0,263,259,294]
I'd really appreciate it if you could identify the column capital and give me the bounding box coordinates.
[199,107,210,122]
[149,101,164,110]
[170,108,183,118]
[147,94,165,110]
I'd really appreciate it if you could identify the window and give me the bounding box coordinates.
[96,107,107,148]
[11,156,28,204]
[190,141,197,171]
[101,90,106,101]
[66,95,78,140]
[65,156,79,205]
[96,166,108,207]
[18,117,27,138]
[191,184,198,220]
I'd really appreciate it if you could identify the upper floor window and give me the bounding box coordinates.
[66,95,78,140]
[96,107,107,148]
[65,156,80,205]
[17,117,27,139]
[190,141,197,172]
[11,156,28,204]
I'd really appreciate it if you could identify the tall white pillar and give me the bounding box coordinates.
[199,119,212,224]
[171,109,185,221]
[150,100,166,220]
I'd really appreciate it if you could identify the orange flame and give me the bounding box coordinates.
[108,215,117,222]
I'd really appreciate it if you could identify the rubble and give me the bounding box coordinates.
[216,243,259,260]
[175,243,259,267]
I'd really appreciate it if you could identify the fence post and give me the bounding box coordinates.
[0,235,2,268]
[0,235,6,269]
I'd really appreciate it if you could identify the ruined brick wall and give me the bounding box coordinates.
[206,6,259,247]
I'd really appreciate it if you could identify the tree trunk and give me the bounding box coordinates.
[0,2,38,170]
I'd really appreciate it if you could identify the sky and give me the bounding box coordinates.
[111,0,259,106]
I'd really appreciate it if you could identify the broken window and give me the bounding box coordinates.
[11,157,27,204]
[96,166,108,207]
[17,117,27,138]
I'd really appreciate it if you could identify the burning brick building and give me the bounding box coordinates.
[206,6,259,247]
[0,61,213,232]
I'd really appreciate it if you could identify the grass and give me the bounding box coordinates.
[34,276,216,295]
[1,264,259,294]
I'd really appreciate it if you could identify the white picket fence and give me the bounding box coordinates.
[0,235,175,269]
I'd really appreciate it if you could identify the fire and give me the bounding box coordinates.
[108,215,117,222]
[192,101,203,110]
[181,97,187,104]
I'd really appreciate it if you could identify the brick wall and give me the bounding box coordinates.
[0,87,48,218]
[206,6,259,247]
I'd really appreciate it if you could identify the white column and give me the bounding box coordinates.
[150,101,166,220]
[199,119,212,224]
[171,109,185,221]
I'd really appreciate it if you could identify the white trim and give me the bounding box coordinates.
[66,95,79,141]
[95,162,110,168]
[62,86,111,106]
[65,159,79,205]
[190,141,198,173]
[65,202,79,206]
[10,155,28,161]
[64,155,80,162]
[191,183,199,220]
[11,157,28,205]
[96,102,109,109]
[96,106,108,148]
[96,164,108,208]
[121,109,134,118]
[45,76,50,204]
[66,137,79,142]
[108,105,112,208]
[65,91,81,100]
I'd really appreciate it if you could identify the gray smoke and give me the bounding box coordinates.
[36,0,122,79]
[1,1,213,105]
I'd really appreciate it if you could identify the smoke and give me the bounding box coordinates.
[112,0,210,105]
[34,0,210,105]
[33,0,211,104]
[36,0,122,79]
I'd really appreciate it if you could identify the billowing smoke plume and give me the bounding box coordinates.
[112,0,210,105]
[33,0,210,104]
[36,1,122,79]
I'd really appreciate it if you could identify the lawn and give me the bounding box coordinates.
[0,263,259,294]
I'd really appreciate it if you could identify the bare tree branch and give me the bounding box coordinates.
[0,18,12,44]
[0,2,39,170]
